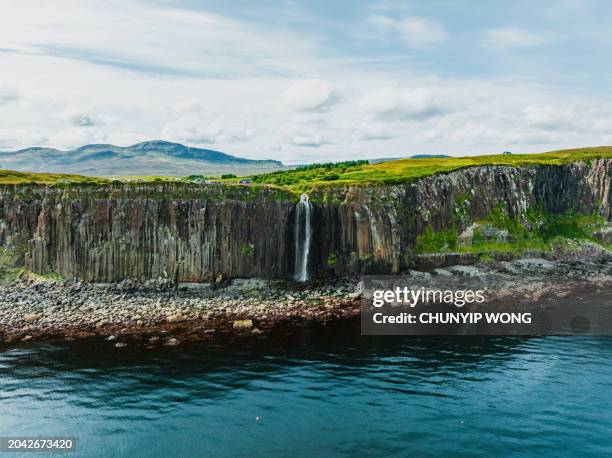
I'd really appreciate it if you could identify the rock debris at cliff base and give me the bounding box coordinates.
[0,255,610,345]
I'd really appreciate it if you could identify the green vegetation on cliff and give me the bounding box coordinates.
[415,205,608,257]
[249,147,612,192]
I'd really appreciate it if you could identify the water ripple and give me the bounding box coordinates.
[1,321,611,457]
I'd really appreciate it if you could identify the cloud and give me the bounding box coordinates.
[283,114,331,147]
[369,15,447,46]
[282,79,338,112]
[0,0,320,78]
[70,115,97,127]
[359,87,445,121]
[0,87,19,104]
[162,118,221,145]
[396,17,448,46]
[46,127,108,149]
[522,104,612,134]
[162,115,255,146]
[369,0,409,13]
[290,133,329,147]
[356,121,397,140]
[0,0,611,161]
[522,105,573,129]
[484,28,550,48]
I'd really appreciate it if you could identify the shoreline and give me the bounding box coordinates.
[0,252,610,347]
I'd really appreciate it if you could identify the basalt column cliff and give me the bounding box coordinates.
[0,160,609,282]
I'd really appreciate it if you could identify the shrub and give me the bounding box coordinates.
[240,243,254,256]
[326,251,338,267]
[415,226,458,253]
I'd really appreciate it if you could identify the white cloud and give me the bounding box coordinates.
[282,79,337,112]
[484,28,550,48]
[71,115,96,127]
[522,104,612,134]
[0,87,19,104]
[162,117,223,144]
[282,113,333,148]
[291,133,329,147]
[356,121,397,140]
[162,115,255,145]
[60,108,100,127]
[369,0,409,13]
[523,105,574,129]
[396,17,448,46]
[0,0,611,162]
[0,0,319,78]
[47,127,109,149]
[359,87,445,121]
[369,15,447,46]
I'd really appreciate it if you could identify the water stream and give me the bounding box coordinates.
[294,193,312,281]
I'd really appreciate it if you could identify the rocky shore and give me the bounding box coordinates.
[0,248,610,347]
[0,277,362,346]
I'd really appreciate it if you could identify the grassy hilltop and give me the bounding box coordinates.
[248,147,612,192]
[0,170,107,185]
[0,146,610,189]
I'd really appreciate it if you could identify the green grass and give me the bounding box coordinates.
[0,147,610,192]
[0,170,108,185]
[414,206,608,257]
[249,147,612,192]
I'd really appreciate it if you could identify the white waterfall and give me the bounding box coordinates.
[294,193,312,282]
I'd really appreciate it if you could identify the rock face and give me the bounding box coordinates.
[0,185,294,282]
[310,159,611,276]
[0,160,609,281]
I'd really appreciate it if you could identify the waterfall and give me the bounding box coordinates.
[294,193,312,282]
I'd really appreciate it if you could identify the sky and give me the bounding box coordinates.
[1,0,612,164]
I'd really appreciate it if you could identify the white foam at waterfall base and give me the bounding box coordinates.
[294,193,312,281]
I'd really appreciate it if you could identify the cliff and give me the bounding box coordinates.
[0,160,609,282]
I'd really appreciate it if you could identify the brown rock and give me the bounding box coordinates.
[233,319,253,329]
[166,314,185,323]
[23,313,41,322]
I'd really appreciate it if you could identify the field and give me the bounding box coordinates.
[0,170,107,185]
[247,147,612,192]
[0,146,610,190]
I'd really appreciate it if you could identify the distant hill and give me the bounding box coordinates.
[0,140,285,176]
[366,154,451,164]
[409,154,451,159]
[367,157,401,164]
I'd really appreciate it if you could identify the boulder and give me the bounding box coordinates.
[23,313,41,322]
[233,319,253,329]
[166,314,185,323]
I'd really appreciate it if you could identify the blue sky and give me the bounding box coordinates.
[1,0,612,163]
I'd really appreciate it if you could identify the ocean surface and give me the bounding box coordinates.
[1,320,611,457]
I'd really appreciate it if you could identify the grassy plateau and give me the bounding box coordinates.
[0,170,107,185]
[0,147,609,192]
[247,147,612,192]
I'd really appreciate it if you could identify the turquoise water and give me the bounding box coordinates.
[1,320,611,457]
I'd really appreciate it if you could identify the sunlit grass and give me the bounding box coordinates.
[0,170,107,185]
[249,147,612,192]
[0,147,610,189]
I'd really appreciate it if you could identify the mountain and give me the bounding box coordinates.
[0,140,285,176]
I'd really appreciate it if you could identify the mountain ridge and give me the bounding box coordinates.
[0,140,284,176]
